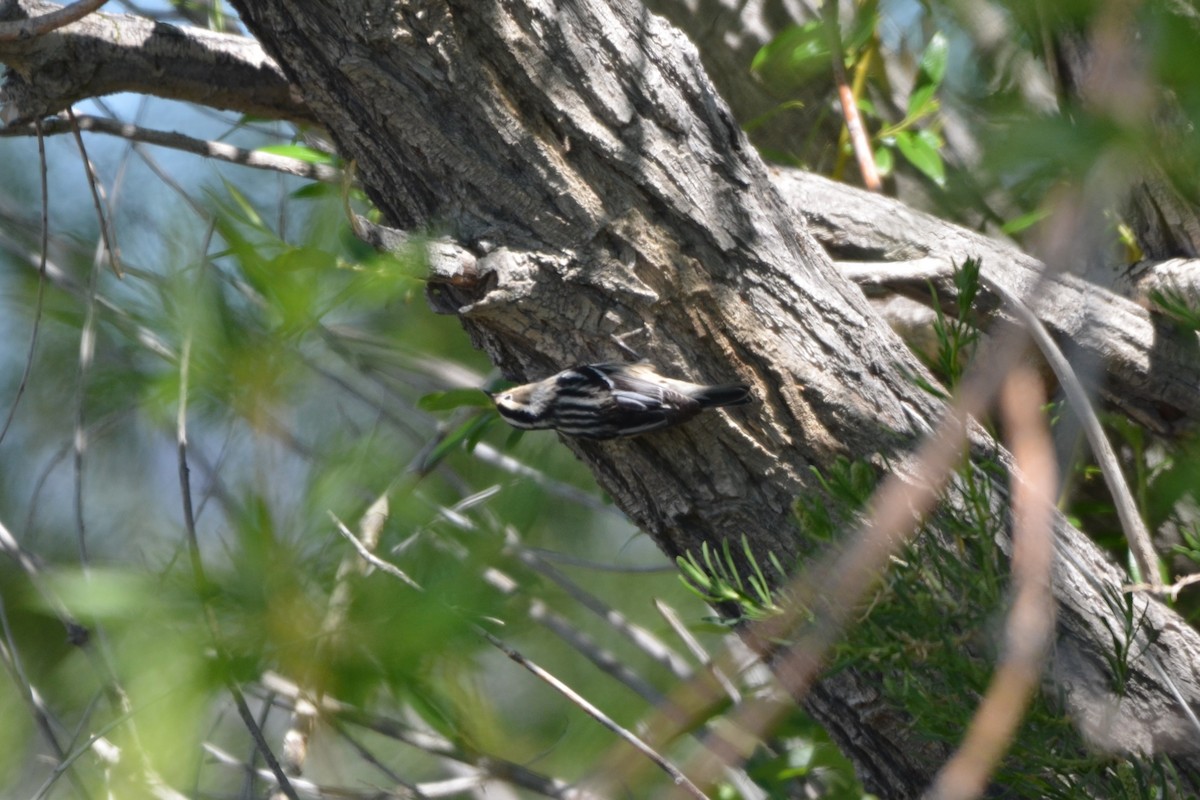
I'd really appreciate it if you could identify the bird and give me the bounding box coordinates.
[490,361,751,439]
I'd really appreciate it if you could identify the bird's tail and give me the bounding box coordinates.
[694,383,752,408]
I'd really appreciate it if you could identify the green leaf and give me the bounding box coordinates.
[677,555,712,591]
[424,413,495,468]
[464,415,492,452]
[874,146,894,176]
[418,388,493,411]
[895,130,945,186]
[1149,286,1200,331]
[906,84,939,120]
[503,427,526,449]
[1000,208,1051,235]
[751,21,831,90]
[918,32,949,86]
[256,143,339,165]
[291,183,337,200]
[220,178,266,229]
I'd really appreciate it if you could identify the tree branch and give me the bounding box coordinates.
[780,169,1200,435]
[0,0,106,41]
[0,113,340,181]
[0,0,314,125]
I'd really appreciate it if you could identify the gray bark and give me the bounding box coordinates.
[776,170,1200,436]
[219,1,1200,794]
[0,0,314,125]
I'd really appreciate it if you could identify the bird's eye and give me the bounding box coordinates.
[500,394,512,401]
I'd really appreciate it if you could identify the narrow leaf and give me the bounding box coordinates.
[918,32,949,85]
[418,388,493,411]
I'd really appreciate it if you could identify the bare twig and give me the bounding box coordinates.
[0,595,92,800]
[70,153,106,567]
[0,517,87,644]
[260,671,593,800]
[274,496,391,796]
[927,366,1057,800]
[1125,573,1200,602]
[65,108,122,277]
[481,628,710,800]
[2,115,341,183]
[484,567,666,704]
[0,120,49,447]
[654,600,740,704]
[201,743,341,799]
[981,273,1162,588]
[515,547,695,679]
[822,1,880,191]
[332,518,708,798]
[30,698,184,800]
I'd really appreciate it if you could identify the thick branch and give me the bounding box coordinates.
[0,0,106,40]
[0,0,314,125]
[778,169,1200,435]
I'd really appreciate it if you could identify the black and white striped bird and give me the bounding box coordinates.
[490,361,751,439]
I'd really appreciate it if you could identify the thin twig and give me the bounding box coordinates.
[332,518,708,798]
[1125,573,1200,602]
[260,672,592,800]
[0,517,87,644]
[71,204,103,567]
[66,108,122,277]
[480,628,710,800]
[982,274,1162,588]
[3,115,342,184]
[654,600,740,703]
[0,596,93,800]
[331,514,422,590]
[483,567,666,704]
[927,366,1057,800]
[515,547,695,679]
[0,120,49,447]
[275,495,391,794]
[201,743,328,799]
[30,691,185,800]
[823,1,880,191]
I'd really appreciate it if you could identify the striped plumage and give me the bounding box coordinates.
[490,361,751,439]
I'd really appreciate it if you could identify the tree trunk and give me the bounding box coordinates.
[211,1,1200,794]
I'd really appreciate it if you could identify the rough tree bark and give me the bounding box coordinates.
[217,1,1200,794]
[6,0,1200,795]
[0,0,314,125]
